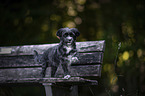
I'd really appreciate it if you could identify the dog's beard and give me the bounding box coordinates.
[66,46,73,54]
[66,42,72,46]
[62,41,73,46]
[64,39,75,46]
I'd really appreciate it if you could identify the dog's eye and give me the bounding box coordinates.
[63,33,68,37]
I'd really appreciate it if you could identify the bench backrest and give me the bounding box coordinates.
[0,40,105,83]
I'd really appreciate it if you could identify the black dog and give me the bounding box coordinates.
[34,28,80,79]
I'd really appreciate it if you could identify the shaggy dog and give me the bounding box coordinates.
[34,28,80,79]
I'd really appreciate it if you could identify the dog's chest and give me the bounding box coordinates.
[64,46,73,54]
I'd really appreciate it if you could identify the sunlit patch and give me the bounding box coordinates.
[41,24,49,32]
[75,0,86,5]
[58,0,66,8]
[127,25,134,35]
[77,5,84,12]
[66,1,73,7]
[137,49,142,58]
[111,85,119,92]
[122,23,134,34]
[117,61,123,67]
[67,7,77,16]
[103,64,112,72]
[117,53,123,67]
[122,51,129,61]
[110,74,118,85]
[74,17,82,25]
[63,21,76,28]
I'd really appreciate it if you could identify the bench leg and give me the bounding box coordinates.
[43,83,53,96]
[70,85,78,96]
[43,83,78,96]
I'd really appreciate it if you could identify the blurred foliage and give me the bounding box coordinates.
[0,0,145,96]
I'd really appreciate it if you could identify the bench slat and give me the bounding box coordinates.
[0,40,105,84]
[0,52,103,68]
[0,65,101,79]
[0,40,105,56]
[0,77,98,85]
[74,52,104,65]
[56,65,102,77]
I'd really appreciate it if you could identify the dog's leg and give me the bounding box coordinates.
[34,50,46,77]
[41,62,47,77]
[61,61,71,79]
[51,66,58,77]
[61,63,69,75]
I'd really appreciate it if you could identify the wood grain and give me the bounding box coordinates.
[0,52,103,68]
[0,65,101,79]
[0,40,105,56]
[0,40,105,84]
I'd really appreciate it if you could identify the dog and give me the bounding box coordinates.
[34,28,80,79]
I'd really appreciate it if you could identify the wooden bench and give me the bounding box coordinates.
[0,40,105,96]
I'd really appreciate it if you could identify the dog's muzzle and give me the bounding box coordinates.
[66,36,73,43]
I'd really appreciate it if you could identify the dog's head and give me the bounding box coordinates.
[56,28,80,45]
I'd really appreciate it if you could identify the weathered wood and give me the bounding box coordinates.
[0,67,42,78]
[0,40,105,56]
[0,77,98,84]
[73,52,104,65]
[43,83,53,96]
[43,84,78,96]
[70,85,78,96]
[0,55,39,68]
[0,65,101,79]
[56,65,102,77]
[0,40,105,88]
[0,52,103,68]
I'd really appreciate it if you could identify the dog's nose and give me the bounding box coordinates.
[67,37,72,42]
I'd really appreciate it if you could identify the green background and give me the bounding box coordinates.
[0,0,145,96]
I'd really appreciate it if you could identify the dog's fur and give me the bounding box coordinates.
[34,28,80,78]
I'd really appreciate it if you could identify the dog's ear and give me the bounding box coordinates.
[71,28,80,37]
[56,28,63,38]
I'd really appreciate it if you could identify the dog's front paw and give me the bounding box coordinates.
[72,57,78,62]
[64,75,71,79]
